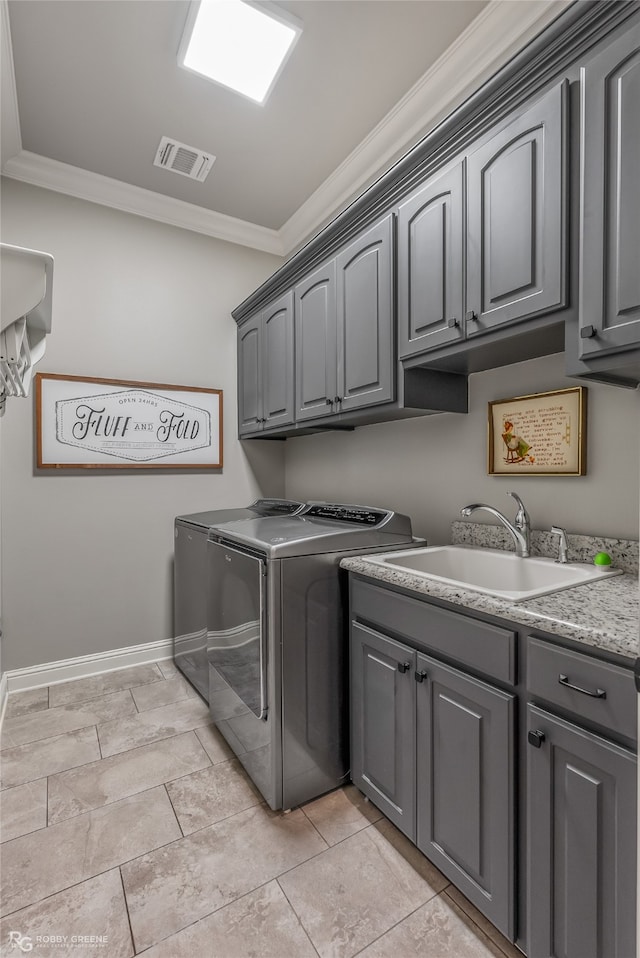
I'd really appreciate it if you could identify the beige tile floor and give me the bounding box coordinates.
[0,662,522,958]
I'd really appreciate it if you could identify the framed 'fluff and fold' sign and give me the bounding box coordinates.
[35,373,223,469]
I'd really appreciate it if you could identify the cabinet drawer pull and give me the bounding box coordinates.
[558,673,606,699]
[414,670,428,683]
[528,729,545,748]
[397,662,410,674]
[580,325,597,339]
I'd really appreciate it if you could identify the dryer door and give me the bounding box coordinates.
[207,540,267,719]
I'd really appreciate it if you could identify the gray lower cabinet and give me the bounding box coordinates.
[350,622,416,836]
[416,654,515,938]
[527,704,637,958]
[237,290,294,435]
[466,81,567,336]
[579,22,640,360]
[350,617,515,939]
[295,214,394,422]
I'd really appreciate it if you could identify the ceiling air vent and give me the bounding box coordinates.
[154,136,215,183]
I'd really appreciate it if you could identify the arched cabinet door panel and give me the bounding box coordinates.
[466,81,568,336]
[580,23,640,358]
[294,260,337,422]
[397,161,464,358]
[336,214,395,412]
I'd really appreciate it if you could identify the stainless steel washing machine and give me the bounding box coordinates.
[206,503,419,810]
[173,499,305,699]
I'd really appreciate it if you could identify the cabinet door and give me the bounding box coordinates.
[350,622,416,839]
[336,214,395,412]
[397,162,464,357]
[295,259,337,422]
[237,313,263,435]
[416,653,515,939]
[527,704,637,958]
[466,81,567,335]
[580,24,640,357]
[262,290,294,429]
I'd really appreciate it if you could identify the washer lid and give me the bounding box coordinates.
[175,498,305,530]
[208,504,414,557]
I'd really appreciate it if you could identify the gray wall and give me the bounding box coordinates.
[0,179,285,672]
[284,352,640,545]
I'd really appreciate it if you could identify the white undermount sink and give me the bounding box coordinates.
[370,545,623,602]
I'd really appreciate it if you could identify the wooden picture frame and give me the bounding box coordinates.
[488,387,587,476]
[35,373,223,469]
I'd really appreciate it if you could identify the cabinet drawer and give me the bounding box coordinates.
[351,579,516,685]
[527,637,637,741]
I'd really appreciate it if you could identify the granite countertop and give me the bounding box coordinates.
[342,524,639,661]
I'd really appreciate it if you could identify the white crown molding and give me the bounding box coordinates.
[279,0,572,255]
[1,0,570,258]
[0,0,22,167]
[2,151,285,256]
[3,636,174,694]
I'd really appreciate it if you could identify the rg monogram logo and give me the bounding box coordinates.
[7,932,33,952]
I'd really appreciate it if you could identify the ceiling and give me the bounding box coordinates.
[1,0,569,255]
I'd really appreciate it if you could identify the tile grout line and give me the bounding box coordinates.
[348,888,447,958]
[118,865,138,956]
[275,876,322,958]
[45,739,216,827]
[162,782,185,838]
[0,800,192,921]
[441,888,518,958]
[2,719,216,792]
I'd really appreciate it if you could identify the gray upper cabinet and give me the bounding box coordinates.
[337,215,394,412]
[295,259,337,422]
[237,312,262,436]
[466,81,567,336]
[295,214,394,422]
[579,22,640,358]
[398,161,464,359]
[416,653,515,939]
[527,704,637,958]
[237,290,294,436]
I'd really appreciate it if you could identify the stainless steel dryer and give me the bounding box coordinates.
[173,499,305,699]
[206,503,418,810]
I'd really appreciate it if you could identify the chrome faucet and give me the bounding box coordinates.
[460,491,531,558]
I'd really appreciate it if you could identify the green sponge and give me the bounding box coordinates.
[593,551,612,566]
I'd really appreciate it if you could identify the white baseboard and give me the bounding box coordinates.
[0,671,8,728]
[3,638,174,694]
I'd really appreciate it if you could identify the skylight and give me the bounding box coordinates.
[178,0,302,105]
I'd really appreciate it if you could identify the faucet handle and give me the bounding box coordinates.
[506,491,530,528]
[550,525,569,563]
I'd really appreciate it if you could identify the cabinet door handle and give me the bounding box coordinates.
[580,325,597,339]
[465,310,478,323]
[334,396,342,404]
[447,318,459,328]
[414,670,428,683]
[397,662,410,673]
[325,398,332,405]
[528,729,546,748]
[558,674,606,699]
